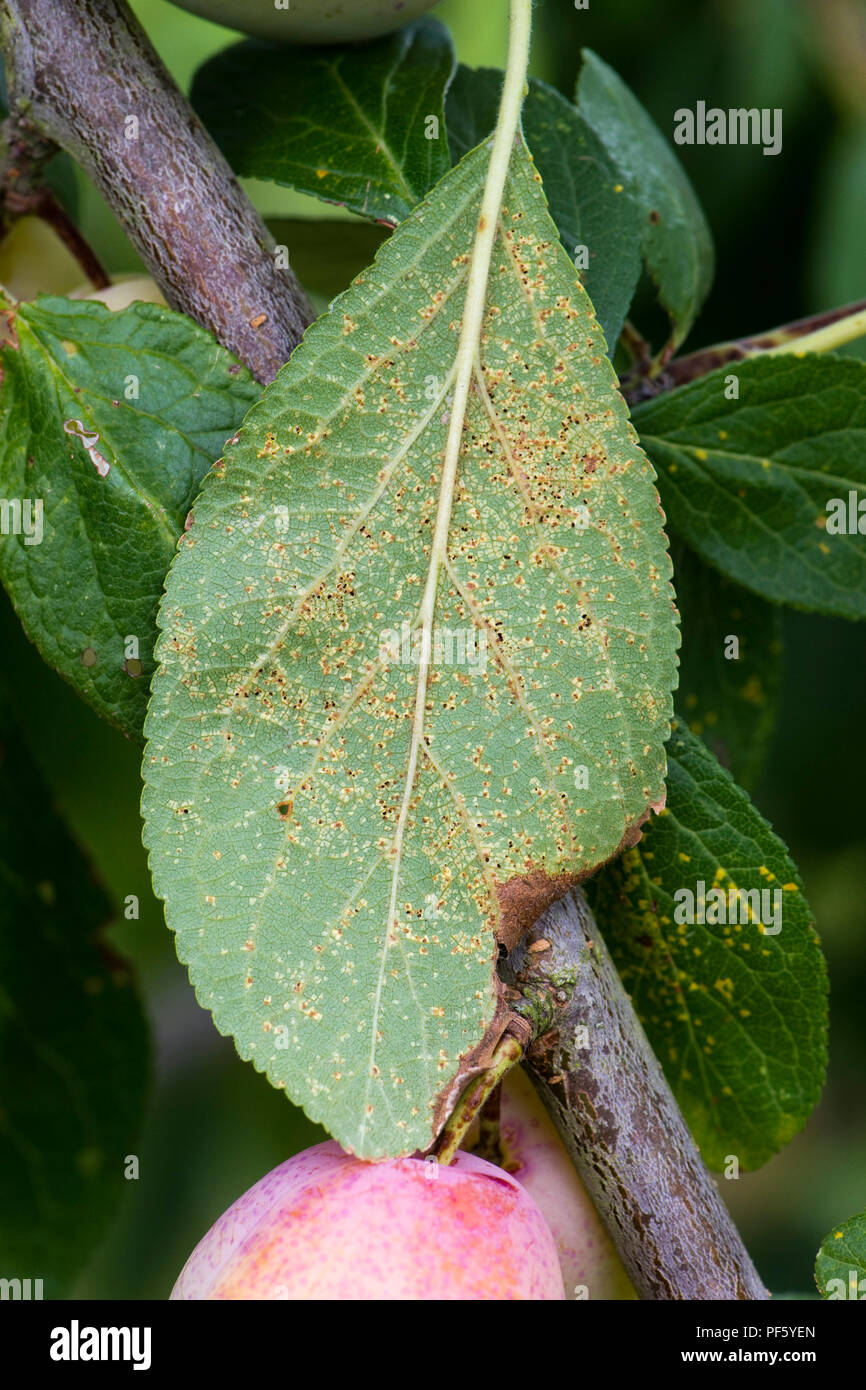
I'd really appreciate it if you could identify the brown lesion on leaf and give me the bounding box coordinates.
[495,868,581,954]
[492,796,661,955]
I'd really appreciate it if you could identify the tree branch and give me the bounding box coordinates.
[503,889,770,1300]
[0,0,314,382]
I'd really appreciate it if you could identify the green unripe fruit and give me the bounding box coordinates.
[0,217,85,302]
[165,0,442,44]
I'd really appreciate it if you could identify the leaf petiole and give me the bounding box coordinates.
[628,298,866,400]
[760,301,866,357]
[432,1034,524,1166]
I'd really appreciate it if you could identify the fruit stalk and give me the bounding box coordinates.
[504,889,770,1300]
[0,0,314,381]
[433,1033,524,1166]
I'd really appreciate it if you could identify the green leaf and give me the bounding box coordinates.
[142,138,678,1159]
[587,721,828,1171]
[0,293,260,736]
[576,50,714,352]
[0,691,149,1294]
[446,67,643,352]
[191,20,455,226]
[634,353,866,619]
[815,1212,866,1300]
[266,218,389,308]
[672,537,782,791]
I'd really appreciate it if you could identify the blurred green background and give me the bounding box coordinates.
[3,0,864,1298]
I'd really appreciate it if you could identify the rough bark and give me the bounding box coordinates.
[0,0,313,381]
[503,889,770,1300]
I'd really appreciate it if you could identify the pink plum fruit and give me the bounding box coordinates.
[172,1140,566,1300]
[499,1067,637,1300]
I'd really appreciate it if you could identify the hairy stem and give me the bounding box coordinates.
[0,0,313,381]
[503,890,770,1300]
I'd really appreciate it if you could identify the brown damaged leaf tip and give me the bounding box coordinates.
[495,869,581,955]
[493,792,667,954]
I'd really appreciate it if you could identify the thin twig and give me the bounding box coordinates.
[0,108,111,284]
[29,189,110,289]
[0,105,55,222]
[623,299,866,404]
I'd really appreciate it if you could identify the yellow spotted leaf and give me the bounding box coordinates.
[141,138,678,1157]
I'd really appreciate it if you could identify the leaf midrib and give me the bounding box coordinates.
[327,56,416,207]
